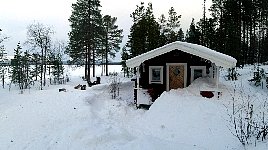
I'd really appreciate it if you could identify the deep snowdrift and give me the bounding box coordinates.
[139,89,240,149]
[1,65,268,149]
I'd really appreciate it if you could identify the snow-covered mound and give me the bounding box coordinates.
[2,65,268,149]
[134,87,241,149]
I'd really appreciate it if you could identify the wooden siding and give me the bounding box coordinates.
[138,49,211,101]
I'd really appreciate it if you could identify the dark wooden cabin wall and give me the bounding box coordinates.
[138,49,211,100]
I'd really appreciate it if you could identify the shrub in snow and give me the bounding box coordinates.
[109,73,121,99]
[109,72,118,76]
[248,67,265,87]
[0,33,8,88]
[230,102,254,145]
[227,68,238,81]
[228,86,268,146]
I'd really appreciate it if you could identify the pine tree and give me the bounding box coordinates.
[224,0,242,64]
[50,53,64,84]
[158,7,183,44]
[256,0,268,63]
[166,7,182,43]
[158,14,168,45]
[102,15,123,76]
[68,0,103,81]
[31,53,41,81]
[127,2,160,57]
[11,43,23,89]
[177,28,185,41]
[0,44,8,88]
[185,18,201,44]
[197,17,217,49]
[0,31,8,89]
[201,0,207,46]
[21,51,32,89]
[11,43,32,91]
[49,42,65,84]
[208,0,268,65]
[121,45,132,77]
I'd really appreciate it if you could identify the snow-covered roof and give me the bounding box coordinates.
[126,41,237,68]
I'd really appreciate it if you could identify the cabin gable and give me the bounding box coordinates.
[138,49,211,101]
[126,41,237,107]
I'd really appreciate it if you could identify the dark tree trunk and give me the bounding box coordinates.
[93,44,95,77]
[44,46,47,87]
[87,0,91,83]
[87,46,91,82]
[105,32,108,76]
[85,46,88,79]
[2,70,4,89]
[40,46,43,90]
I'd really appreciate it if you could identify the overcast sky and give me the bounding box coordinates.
[0,0,212,56]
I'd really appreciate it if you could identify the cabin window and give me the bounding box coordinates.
[194,69,203,79]
[149,66,163,84]
[190,66,206,83]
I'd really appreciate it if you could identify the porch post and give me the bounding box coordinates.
[136,66,140,89]
[135,66,141,107]
[216,66,219,90]
[216,66,221,99]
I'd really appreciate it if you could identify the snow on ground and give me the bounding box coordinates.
[0,65,268,149]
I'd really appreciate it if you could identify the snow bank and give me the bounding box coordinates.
[2,65,268,150]
[134,88,242,149]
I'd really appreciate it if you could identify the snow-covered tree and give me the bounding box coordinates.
[158,7,183,44]
[11,43,32,91]
[11,43,24,90]
[185,18,201,45]
[0,44,8,88]
[49,42,65,84]
[102,15,123,76]
[0,30,9,88]
[121,45,133,78]
[127,2,160,57]
[26,22,54,90]
[68,0,103,80]
[30,53,41,81]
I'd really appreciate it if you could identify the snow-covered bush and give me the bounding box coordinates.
[109,72,118,76]
[249,67,265,87]
[230,101,255,145]
[228,85,268,146]
[109,73,121,99]
[227,68,238,81]
[0,44,8,89]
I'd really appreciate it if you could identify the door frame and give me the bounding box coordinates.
[166,63,187,91]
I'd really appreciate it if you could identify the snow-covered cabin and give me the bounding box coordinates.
[126,41,237,106]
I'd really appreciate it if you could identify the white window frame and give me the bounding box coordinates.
[190,66,206,83]
[149,66,163,84]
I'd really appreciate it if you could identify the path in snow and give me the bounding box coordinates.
[0,71,251,150]
[0,83,94,149]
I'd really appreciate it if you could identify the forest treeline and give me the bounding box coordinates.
[67,0,123,82]
[206,0,268,66]
[1,0,268,89]
[122,0,268,68]
[1,23,66,91]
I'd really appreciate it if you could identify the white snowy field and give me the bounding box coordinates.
[0,65,268,149]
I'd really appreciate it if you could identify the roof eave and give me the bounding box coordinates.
[125,41,237,68]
